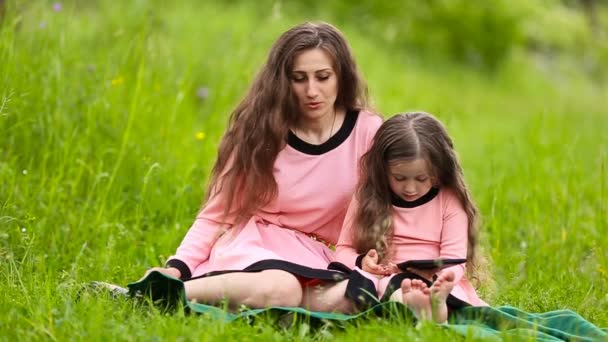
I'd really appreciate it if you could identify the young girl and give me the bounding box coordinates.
[333,112,488,323]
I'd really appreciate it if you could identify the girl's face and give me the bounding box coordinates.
[387,158,434,202]
[290,48,338,121]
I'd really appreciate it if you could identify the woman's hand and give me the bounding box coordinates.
[141,267,181,280]
[361,249,392,276]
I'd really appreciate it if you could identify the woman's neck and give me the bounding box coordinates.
[294,108,345,145]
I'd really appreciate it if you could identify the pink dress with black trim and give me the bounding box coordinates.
[166,110,382,282]
[334,187,488,307]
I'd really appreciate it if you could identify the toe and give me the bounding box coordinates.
[401,279,412,293]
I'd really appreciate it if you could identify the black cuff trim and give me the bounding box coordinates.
[187,259,349,283]
[165,259,192,280]
[287,110,359,155]
[355,254,365,269]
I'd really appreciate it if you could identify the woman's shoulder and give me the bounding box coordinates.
[357,109,384,125]
[353,109,383,135]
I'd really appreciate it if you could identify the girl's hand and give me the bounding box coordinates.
[387,262,400,274]
[361,249,392,276]
[141,267,181,280]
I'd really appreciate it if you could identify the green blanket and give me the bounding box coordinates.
[128,271,607,341]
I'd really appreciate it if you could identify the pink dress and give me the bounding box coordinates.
[166,110,383,282]
[334,187,488,307]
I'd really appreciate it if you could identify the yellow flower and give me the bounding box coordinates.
[111,76,124,86]
[196,132,206,140]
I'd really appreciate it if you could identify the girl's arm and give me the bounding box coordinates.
[438,190,469,283]
[335,197,392,276]
[334,196,361,269]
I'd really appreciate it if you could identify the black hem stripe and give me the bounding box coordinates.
[287,110,359,155]
[328,262,380,307]
[165,259,192,280]
[391,187,440,208]
[186,259,349,283]
[327,261,353,274]
[332,266,472,309]
[346,269,380,306]
[381,272,471,309]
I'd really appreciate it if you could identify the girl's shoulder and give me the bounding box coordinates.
[437,187,465,211]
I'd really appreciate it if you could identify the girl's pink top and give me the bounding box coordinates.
[335,188,488,306]
[167,110,383,279]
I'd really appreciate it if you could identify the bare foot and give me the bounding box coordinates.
[401,278,432,321]
[430,270,455,323]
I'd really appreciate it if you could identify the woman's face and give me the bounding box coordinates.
[290,48,338,121]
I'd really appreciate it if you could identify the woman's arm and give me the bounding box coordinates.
[163,187,236,280]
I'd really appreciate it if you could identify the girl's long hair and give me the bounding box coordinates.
[353,112,481,278]
[208,22,369,223]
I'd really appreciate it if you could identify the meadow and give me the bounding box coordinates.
[1,1,607,340]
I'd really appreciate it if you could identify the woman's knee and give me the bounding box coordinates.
[256,270,303,307]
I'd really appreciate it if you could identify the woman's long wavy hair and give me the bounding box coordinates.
[352,112,481,278]
[207,22,369,224]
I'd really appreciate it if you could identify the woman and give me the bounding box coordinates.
[145,22,382,312]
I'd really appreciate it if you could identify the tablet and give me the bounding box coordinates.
[397,258,466,271]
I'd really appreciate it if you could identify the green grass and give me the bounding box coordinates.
[1,1,607,340]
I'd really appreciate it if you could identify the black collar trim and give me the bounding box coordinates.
[391,187,440,208]
[287,110,359,155]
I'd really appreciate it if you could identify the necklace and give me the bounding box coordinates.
[295,110,337,144]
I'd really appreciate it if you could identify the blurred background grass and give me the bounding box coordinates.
[0,0,607,340]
